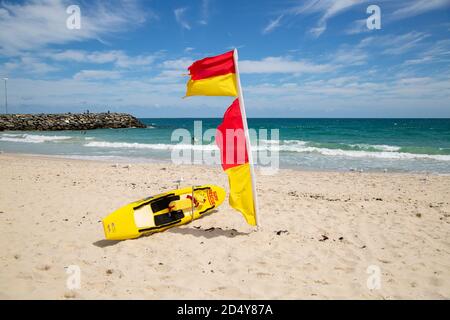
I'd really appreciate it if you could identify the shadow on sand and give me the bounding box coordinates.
[168,226,250,239]
[92,210,248,246]
[92,239,122,248]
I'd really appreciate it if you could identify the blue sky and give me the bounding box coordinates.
[0,0,449,117]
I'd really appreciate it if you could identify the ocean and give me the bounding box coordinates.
[1,118,450,173]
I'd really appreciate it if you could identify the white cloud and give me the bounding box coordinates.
[240,57,334,74]
[403,39,450,65]
[145,57,194,83]
[358,31,430,55]
[174,7,190,30]
[244,75,450,104]
[175,2,211,29]
[382,32,430,55]
[45,50,157,68]
[287,0,370,37]
[345,18,370,35]
[421,39,450,58]
[199,0,210,25]
[390,0,450,20]
[1,56,58,75]
[1,48,160,78]
[0,0,150,56]
[262,15,283,34]
[3,76,228,115]
[332,46,368,66]
[274,0,449,38]
[161,58,194,70]
[73,70,122,80]
[403,56,435,66]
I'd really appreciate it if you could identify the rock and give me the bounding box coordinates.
[0,113,146,131]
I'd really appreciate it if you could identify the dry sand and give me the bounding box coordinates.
[0,153,449,299]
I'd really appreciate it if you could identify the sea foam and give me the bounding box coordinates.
[0,133,73,144]
[84,139,450,161]
[84,141,219,151]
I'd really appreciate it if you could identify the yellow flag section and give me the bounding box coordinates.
[186,73,237,97]
[226,163,256,226]
[185,50,238,97]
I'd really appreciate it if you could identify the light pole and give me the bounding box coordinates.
[3,78,7,114]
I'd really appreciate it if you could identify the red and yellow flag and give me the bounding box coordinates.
[186,50,238,97]
[185,49,257,227]
[216,99,256,226]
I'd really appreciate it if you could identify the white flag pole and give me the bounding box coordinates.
[233,48,259,227]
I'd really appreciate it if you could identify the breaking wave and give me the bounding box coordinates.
[259,140,450,161]
[84,139,450,161]
[84,141,219,151]
[0,133,73,144]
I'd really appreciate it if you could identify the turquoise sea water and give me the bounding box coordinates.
[1,118,450,173]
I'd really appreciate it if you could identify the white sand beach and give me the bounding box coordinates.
[0,153,449,299]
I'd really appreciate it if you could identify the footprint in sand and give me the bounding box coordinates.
[429,277,443,287]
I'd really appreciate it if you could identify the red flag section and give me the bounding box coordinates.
[188,50,235,80]
[216,98,248,171]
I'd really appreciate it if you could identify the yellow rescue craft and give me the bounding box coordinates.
[102,185,226,240]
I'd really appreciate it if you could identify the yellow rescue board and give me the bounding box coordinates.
[102,185,226,240]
